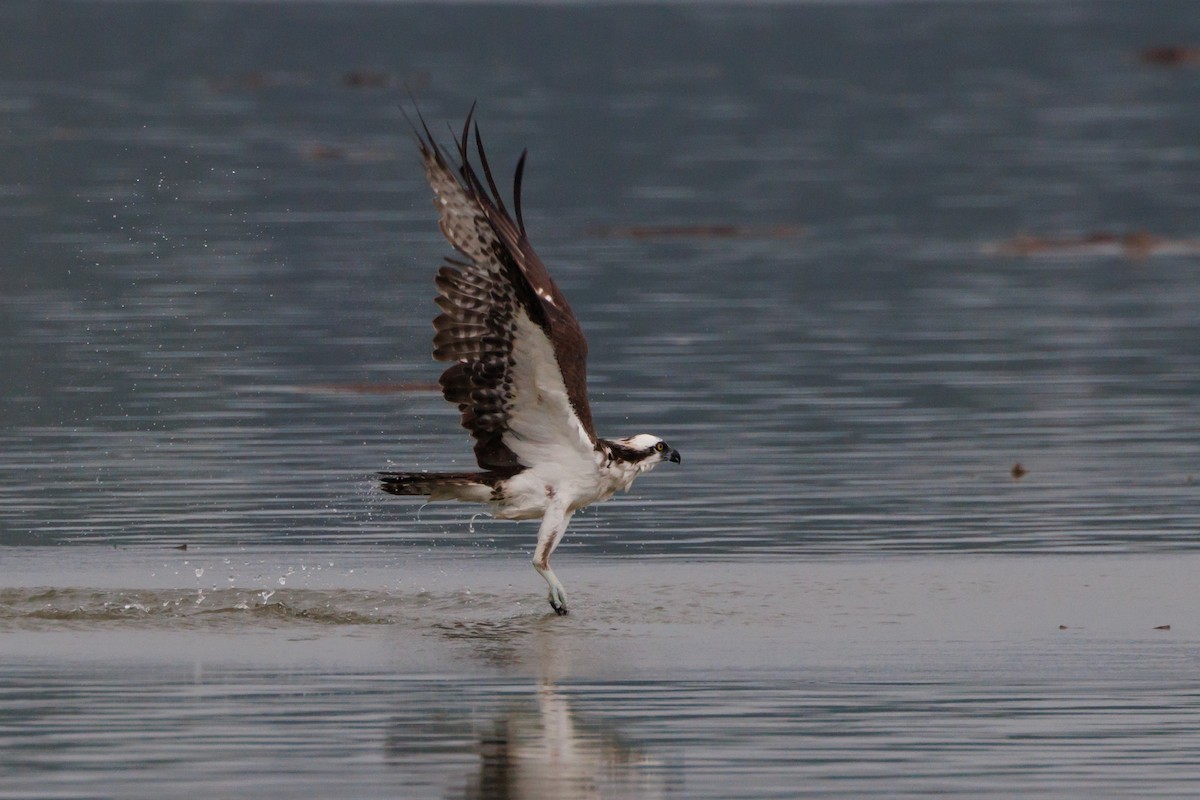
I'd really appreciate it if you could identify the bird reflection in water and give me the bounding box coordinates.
[385,616,672,799]
[461,682,667,800]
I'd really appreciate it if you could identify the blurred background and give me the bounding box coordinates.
[2,1,1198,557]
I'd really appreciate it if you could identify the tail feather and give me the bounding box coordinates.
[378,470,503,503]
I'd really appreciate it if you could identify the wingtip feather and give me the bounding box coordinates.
[514,149,528,237]
[474,123,510,218]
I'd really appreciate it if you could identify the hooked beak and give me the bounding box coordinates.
[668,448,682,464]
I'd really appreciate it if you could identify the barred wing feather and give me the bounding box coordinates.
[414,111,598,472]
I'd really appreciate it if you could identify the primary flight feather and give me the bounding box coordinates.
[379,108,680,615]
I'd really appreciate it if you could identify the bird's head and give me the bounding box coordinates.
[610,434,682,467]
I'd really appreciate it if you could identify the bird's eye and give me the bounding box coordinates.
[655,442,666,452]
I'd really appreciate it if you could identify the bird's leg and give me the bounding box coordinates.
[533,502,574,616]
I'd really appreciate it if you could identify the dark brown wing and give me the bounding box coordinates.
[413,109,598,471]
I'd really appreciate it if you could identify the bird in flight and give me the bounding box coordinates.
[379,108,681,615]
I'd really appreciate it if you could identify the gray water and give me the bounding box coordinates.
[3,0,1200,796]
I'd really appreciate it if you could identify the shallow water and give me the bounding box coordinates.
[3,0,1200,796]
[4,548,1200,798]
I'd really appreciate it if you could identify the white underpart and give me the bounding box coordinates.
[474,314,670,612]
[502,310,596,485]
[491,312,663,523]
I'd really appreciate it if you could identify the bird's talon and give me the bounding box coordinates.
[548,588,569,616]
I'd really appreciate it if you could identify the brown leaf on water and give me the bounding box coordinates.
[986,231,1200,260]
[304,144,345,161]
[343,69,392,89]
[1140,46,1200,66]
[207,71,310,93]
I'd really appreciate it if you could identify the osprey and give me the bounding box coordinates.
[379,110,680,616]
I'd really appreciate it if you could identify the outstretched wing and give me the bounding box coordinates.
[412,108,597,472]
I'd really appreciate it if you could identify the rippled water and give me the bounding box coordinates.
[5,550,1200,798]
[8,667,1200,798]
[3,0,1200,797]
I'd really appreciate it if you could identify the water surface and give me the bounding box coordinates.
[2,1,1200,797]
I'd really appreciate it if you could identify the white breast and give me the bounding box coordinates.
[490,449,657,521]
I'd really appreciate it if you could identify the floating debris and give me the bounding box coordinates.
[1011,463,1027,480]
[1140,46,1200,66]
[207,71,309,93]
[1154,624,1171,631]
[1058,624,1069,630]
[343,69,393,88]
[173,544,188,551]
[985,231,1200,259]
[588,223,805,241]
[304,144,345,161]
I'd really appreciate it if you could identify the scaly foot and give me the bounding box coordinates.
[534,561,570,616]
[548,585,569,616]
